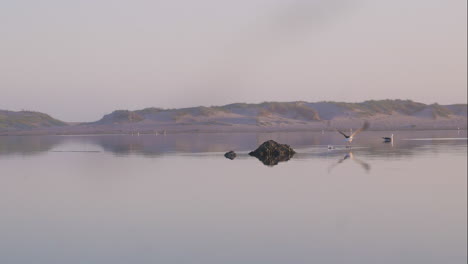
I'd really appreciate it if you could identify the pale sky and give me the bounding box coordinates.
[1,0,466,121]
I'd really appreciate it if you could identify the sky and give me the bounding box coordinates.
[1,0,466,121]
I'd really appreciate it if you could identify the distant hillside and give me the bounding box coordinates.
[1,100,466,135]
[90,99,467,125]
[92,110,145,125]
[0,110,67,131]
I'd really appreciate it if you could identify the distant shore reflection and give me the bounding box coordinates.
[0,131,466,167]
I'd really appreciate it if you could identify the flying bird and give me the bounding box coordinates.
[336,121,369,147]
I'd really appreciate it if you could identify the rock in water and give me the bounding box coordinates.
[224,151,237,160]
[249,140,295,166]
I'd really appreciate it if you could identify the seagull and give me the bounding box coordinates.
[336,121,369,147]
[383,134,393,143]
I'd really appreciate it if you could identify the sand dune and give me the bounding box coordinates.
[1,100,466,135]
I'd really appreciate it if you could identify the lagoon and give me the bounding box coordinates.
[0,130,466,264]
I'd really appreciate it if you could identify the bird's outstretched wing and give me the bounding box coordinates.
[336,129,349,138]
[350,121,369,138]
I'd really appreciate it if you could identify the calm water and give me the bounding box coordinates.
[0,130,466,264]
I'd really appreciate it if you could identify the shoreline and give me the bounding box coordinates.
[1,127,466,137]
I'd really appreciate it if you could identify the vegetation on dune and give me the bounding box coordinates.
[220,100,442,119]
[172,111,189,121]
[171,100,462,121]
[4,100,465,132]
[172,106,230,121]
[429,103,452,118]
[0,110,67,130]
[332,99,428,116]
[220,103,258,110]
[135,107,163,116]
[257,102,321,121]
[362,100,427,115]
[95,110,144,124]
[196,106,229,116]
[446,104,468,116]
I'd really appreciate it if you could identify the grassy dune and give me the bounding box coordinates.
[0,110,67,130]
[1,100,466,134]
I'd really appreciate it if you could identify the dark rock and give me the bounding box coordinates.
[249,140,295,166]
[224,151,237,160]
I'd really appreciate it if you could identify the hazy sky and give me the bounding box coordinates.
[1,0,466,121]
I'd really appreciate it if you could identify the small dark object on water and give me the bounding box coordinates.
[249,140,295,166]
[382,134,394,143]
[224,151,237,160]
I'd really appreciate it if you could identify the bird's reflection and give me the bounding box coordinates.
[328,152,371,173]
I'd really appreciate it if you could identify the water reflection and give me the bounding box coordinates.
[249,151,294,166]
[0,130,466,164]
[0,131,466,264]
[328,152,371,173]
[0,136,65,156]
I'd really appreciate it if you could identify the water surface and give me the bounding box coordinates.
[0,130,466,264]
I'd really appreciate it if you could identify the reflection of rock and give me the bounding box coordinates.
[249,140,295,166]
[224,151,237,160]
